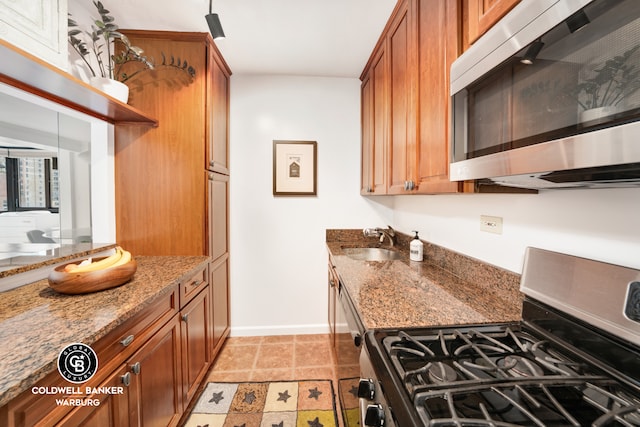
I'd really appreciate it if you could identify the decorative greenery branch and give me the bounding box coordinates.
[68,1,195,83]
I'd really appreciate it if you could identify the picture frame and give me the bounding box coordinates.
[273,140,317,196]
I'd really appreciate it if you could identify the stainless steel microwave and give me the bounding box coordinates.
[450,0,640,189]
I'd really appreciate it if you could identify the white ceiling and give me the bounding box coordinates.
[81,0,398,77]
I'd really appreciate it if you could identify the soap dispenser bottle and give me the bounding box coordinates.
[410,230,424,262]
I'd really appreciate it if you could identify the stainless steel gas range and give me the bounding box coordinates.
[359,247,640,426]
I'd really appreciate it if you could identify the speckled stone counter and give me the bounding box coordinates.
[0,243,117,276]
[327,229,523,330]
[0,255,210,407]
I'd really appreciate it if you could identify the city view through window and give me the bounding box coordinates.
[0,155,59,212]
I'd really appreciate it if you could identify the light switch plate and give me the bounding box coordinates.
[480,215,503,234]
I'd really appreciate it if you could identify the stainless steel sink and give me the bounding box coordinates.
[341,247,402,261]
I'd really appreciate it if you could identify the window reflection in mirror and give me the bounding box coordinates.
[0,84,92,261]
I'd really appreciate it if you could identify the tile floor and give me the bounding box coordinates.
[207,334,355,382]
[203,334,360,426]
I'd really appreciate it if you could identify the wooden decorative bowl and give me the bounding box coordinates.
[48,258,137,295]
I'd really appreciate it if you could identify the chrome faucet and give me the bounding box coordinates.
[363,225,396,247]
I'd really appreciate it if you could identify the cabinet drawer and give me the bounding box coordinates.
[179,267,208,309]
[92,285,179,372]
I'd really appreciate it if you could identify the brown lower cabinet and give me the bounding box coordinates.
[1,265,216,427]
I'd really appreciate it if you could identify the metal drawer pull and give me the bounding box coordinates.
[190,280,203,288]
[131,362,141,375]
[182,314,189,322]
[120,335,134,347]
[121,372,131,386]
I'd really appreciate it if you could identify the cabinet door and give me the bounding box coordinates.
[415,0,462,193]
[387,0,418,194]
[207,172,229,262]
[464,0,520,47]
[207,48,230,175]
[360,43,389,196]
[360,71,373,194]
[128,315,182,427]
[210,254,230,354]
[59,365,131,427]
[181,287,211,404]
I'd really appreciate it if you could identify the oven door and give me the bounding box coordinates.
[450,0,640,187]
[335,282,365,427]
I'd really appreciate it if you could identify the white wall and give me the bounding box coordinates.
[230,74,640,337]
[392,188,640,273]
[229,75,391,336]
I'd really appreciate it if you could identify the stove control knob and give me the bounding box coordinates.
[364,404,385,427]
[357,378,375,400]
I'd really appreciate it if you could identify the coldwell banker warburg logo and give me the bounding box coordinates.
[32,343,124,407]
[57,343,98,383]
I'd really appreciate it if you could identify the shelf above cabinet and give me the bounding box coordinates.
[0,40,158,126]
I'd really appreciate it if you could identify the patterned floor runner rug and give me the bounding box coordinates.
[184,380,338,427]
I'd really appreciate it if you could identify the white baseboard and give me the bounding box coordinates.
[230,323,331,337]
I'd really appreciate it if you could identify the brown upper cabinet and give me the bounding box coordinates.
[462,0,520,48]
[360,0,462,195]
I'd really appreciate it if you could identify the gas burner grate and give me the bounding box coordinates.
[383,326,598,397]
[415,379,640,427]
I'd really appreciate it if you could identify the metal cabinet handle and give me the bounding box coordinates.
[404,180,415,191]
[120,335,134,347]
[131,362,141,375]
[121,372,131,386]
[182,314,189,322]
[190,280,204,288]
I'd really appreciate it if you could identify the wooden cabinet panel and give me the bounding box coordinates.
[181,287,211,404]
[207,172,229,262]
[371,49,388,194]
[207,53,230,174]
[387,0,418,194]
[115,32,208,256]
[179,266,208,308]
[361,72,373,194]
[115,31,231,257]
[360,46,389,196]
[210,255,230,353]
[59,365,131,427]
[2,369,76,427]
[360,0,464,195]
[128,315,183,427]
[416,0,462,193]
[464,0,520,47]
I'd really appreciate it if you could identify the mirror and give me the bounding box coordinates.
[0,84,92,267]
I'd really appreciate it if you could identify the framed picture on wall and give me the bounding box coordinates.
[273,140,317,196]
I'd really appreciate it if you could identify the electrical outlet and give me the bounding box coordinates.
[480,215,503,234]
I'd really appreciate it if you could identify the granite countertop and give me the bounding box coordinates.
[0,243,118,276]
[327,229,523,330]
[0,255,210,407]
